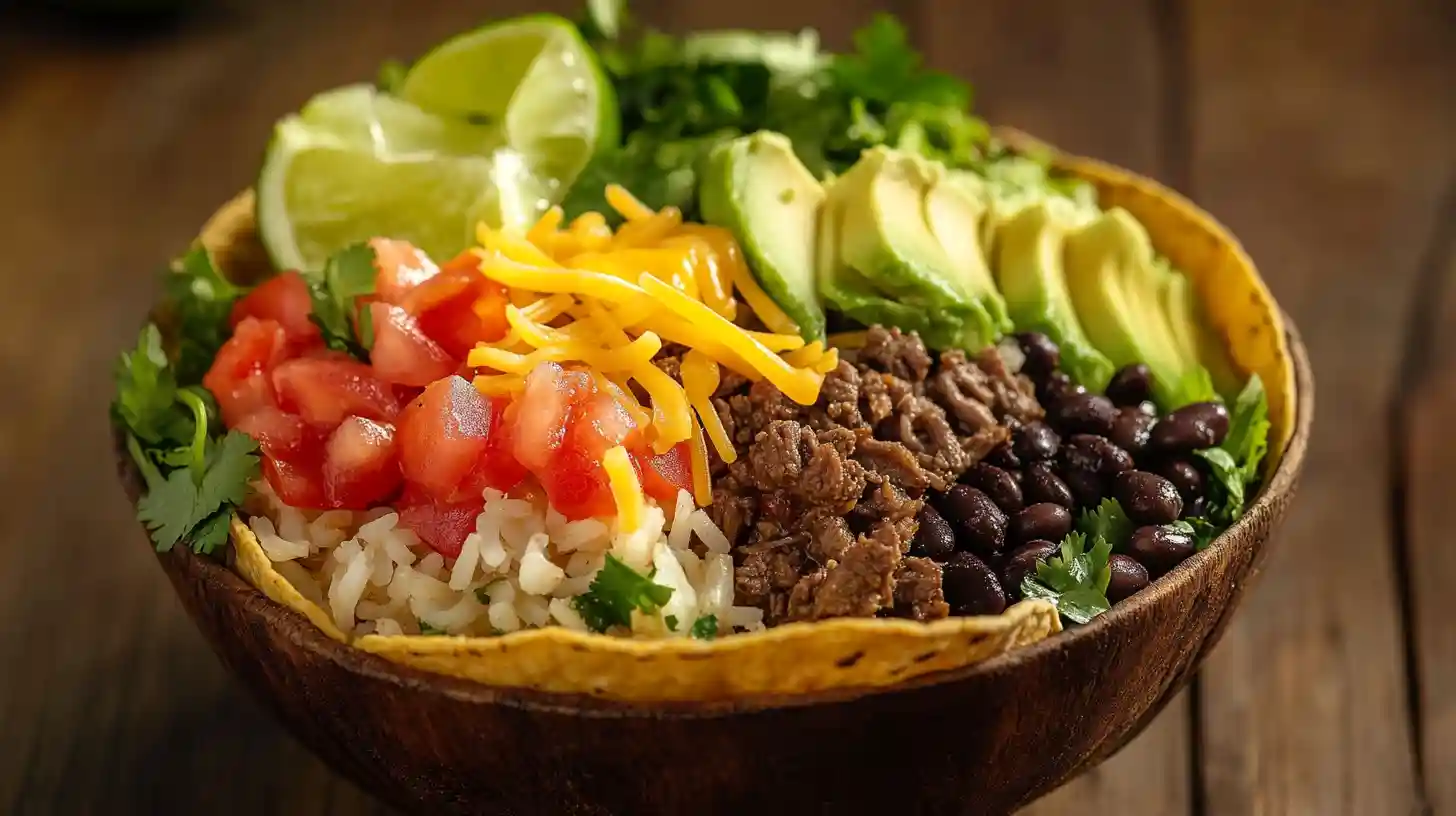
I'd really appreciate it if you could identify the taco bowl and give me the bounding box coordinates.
[115,135,1310,812]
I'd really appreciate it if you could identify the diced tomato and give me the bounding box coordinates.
[262,449,329,510]
[232,406,312,459]
[572,390,642,456]
[322,417,402,509]
[371,238,438,304]
[397,490,483,559]
[368,302,458,387]
[400,262,511,359]
[203,317,290,427]
[639,442,692,504]
[539,444,619,520]
[510,362,591,471]
[228,271,320,350]
[397,376,523,502]
[272,357,399,428]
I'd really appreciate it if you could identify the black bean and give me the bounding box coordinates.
[1064,434,1135,477]
[1062,470,1105,508]
[1106,364,1154,407]
[1014,332,1060,382]
[1052,393,1118,436]
[1013,421,1061,462]
[985,442,1022,470]
[1127,524,1196,577]
[1150,401,1231,453]
[935,485,1007,556]
[1183,496,1209,520]
[1114,470,1184,525]
[1009,503,1073,545]
[1106,554,1150,603]
[963,462,1024,514]
[911,505,957,562]
[1001,540,1059,599]
[1024,462,1075,507]
[1136,400,1159,417]
[1038,371,1085,408]
[943,551,1007,615]
[1153,457,1206,501]
[1108,407,1155,458]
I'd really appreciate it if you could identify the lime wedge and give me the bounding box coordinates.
[397,13,618,194]
[256,84,548,271]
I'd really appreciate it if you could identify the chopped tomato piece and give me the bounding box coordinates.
[540,445,620,520]
[401,262,511,359]
[371,238,439,304]
[272,357,399,428]
[510,362,590,471]
[572,390,642,456]
[262,448,329,510]
[639,442,692,504]
[323,417,402,509]
[233,406,312,460]
[203,317,289,427]
[228,271,320,350]
[368,302,458,387]
[398,376,523,502]
[398,491,482,559]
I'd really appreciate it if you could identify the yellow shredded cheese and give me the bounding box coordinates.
[638,274,823,405]
[602,446,644,532]
[827,330,869,349]
[463,185,830,519]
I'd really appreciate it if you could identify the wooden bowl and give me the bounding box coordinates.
[114,313,1311,815]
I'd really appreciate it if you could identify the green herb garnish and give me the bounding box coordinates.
[1077,498,1132,551]
[135,425,259,555]
[163,246,245,383]
[689,614,718,640]
[1019,532,1113,625]
[664,614,679,631]
[304,243,378,357]
[418,620,449,636]
[572,554,675,632]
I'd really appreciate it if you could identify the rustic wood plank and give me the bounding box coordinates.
[1187,0,1456,813]
[912,2,1194,813]
[1402,186,1456,816]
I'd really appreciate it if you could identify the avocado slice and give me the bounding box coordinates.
[698,131,826,341]
[1062,208,1215,409]
[1161,267,1241,401]
[922,176,1014,346]
[993,202,1115,390]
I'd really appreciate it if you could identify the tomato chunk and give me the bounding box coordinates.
[229,271,320,350]
[398,492,482,559]
[368,302,458,387]
[639,442,692,504]
[540,430,619,520]
[371,238,438,304]
[323,417,402,509]
[272,357,399,428]
[203,317,289,427]
[233,406,312,460]
[262,448,329,510]
[398,376,522,502]
[403,264,511,359]
[511,362,590,471]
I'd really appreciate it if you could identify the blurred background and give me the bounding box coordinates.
[0,0,1451,813]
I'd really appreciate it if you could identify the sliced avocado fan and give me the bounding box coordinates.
[1062,207,1217,409]
[994,202,1115,391]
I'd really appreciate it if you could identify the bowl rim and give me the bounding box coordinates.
[117,313,1312,717]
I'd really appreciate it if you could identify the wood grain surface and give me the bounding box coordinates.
[0,0,1450,813]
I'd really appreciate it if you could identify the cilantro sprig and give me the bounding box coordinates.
[1019,532,1113,625]
[304,243,378,357]
[1197,374,1271,525]
[1077,498,1132,551]
[572,554,675,633]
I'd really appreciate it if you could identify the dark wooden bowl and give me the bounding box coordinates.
[113,317,1311,815]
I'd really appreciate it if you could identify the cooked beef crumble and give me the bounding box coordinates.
[712,326,1043,624]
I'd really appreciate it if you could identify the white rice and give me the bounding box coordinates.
[246,480,764,639]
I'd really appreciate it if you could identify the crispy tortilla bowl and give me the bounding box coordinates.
[117,136,1310,815]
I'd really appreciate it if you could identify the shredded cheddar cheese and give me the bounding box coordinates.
[602,446,644,532]
[463,186,828,507]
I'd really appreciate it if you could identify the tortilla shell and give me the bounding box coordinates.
[198,134,1294,700]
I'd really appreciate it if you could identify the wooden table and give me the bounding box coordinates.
[1,0,1451,813]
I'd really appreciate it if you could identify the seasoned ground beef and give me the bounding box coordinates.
[714,325,1042,624]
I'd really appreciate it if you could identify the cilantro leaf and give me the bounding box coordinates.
[689,614,718,640]
[1224,374,1271,487]
[137,468,204,552]
[418,620,448,636]
[200,430,261,512]
[1172,518,1222,552]
[135,429,259,555]
[572,554,675,633]
[304,243,378,357]
[1195,446,1245,525]
[113,324,193,446]
[191,510,234,556]
[1077,498,1133,551]
[1020,532,1113,625]
[163,247,245,383]
[664,614,679,631]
